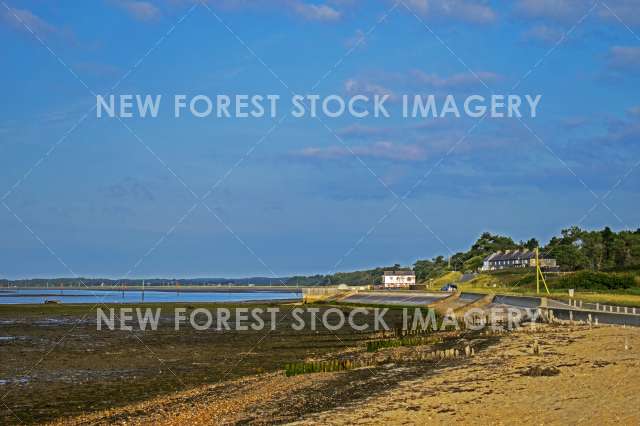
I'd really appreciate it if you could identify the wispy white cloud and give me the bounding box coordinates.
[410,70,501,89]
[522,24,565,44]
[343,69,500,102]
[1,6,59,37]
[202,0,343,22]
[403,0,497,25]
[602,107,640,145]
[564,108,640,171]
[295,141,427,162]
[558,116,590,130]
[515,0,640,26]
[629,106,640,117]
[289,1,340,22]
[336,124,394,140]
[514,0,581,22]
[345,29,367,49]
[75,61,122,78]
[344,78,397,100]
[597,0,640,26]
[608,46,640,70]
[113,0,162,22]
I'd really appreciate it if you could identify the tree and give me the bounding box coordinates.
[524,238,539,250]
[469,232,518,256]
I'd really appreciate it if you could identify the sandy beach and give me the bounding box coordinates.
[301,325,640,425]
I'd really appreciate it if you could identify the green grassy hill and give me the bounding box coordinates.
[443,267,640,306]
[458,268,640,291]
[426,271,462,288]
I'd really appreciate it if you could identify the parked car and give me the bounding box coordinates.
[440,283,458,292]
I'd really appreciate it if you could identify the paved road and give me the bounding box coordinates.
[550,308,640,326]
[341,291,640,326]
[493,295,541,309]
[459,292,485,302]
[340,292,447,306]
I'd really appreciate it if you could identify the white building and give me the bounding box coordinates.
[383,270,416,288]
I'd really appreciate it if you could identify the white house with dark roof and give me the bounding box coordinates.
[383,270,416,288]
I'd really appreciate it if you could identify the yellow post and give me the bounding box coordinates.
[536,247,550,295]
[540,268,550,295]
[536,247,540,294]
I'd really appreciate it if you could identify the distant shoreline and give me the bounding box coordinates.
[1,286,303,294]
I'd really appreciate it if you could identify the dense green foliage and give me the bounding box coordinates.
[413,256,449,282]
[545,227,640,271]
[415,227,640,279]
[553,271,637,291]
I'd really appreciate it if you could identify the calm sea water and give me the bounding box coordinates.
[0,289,301,304]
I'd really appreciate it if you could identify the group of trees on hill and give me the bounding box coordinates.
[413,227,640,281]
[414,232,536,281]
[545,227,640,271]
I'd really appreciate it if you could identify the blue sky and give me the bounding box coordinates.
[1,0,639,279]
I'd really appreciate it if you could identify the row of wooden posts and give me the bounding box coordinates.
[284,343,475,377]
[544,309,600,326]
[366,335,441,352]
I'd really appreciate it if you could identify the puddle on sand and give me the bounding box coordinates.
[0,336,29,342]
[0,377,30,385]
[33,318,88,326]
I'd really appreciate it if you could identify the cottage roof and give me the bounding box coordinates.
[485,249,553,262]
[384,270,415,276]
[483,252,500,262]
[491,251,512,261]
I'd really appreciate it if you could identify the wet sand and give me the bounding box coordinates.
[0,303,406,424]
